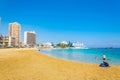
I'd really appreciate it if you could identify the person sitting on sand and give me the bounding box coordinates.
[100,54,109,67]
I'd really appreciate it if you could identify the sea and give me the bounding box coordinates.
[39,48,120,65]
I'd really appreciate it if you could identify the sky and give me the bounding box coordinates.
[0,0,120,48]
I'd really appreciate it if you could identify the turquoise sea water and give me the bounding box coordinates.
[40,48,120,65]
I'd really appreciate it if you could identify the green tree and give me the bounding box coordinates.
[40,44,44,47]
[4,42,8,47]
[57,43,69,48]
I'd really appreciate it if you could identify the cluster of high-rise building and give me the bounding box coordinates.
[0,22,36,48]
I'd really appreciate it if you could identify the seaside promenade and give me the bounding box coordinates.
[0,48,120,80]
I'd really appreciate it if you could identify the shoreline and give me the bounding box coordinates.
[0,48,120,80]
[39,48,120,66]
[39,51,120,66]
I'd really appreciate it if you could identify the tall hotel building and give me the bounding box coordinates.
[24,31,36,47]
[9,22,21,46]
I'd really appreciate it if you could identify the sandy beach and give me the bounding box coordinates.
[0,48,120,80]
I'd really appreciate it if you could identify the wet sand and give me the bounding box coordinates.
[0,48,120,80]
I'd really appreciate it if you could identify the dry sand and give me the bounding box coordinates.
[0,48,120,80]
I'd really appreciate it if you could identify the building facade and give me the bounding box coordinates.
[8,36,16,47]
[0,35,15,47]
[42,42,53,48]
[24,31,36,47]
[9,22,21,46]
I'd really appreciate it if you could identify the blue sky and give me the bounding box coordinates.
[0,0,120,47]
